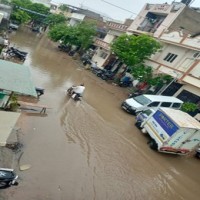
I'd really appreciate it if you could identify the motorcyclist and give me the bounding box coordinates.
[71,84,85,96]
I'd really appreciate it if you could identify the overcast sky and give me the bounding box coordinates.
[56,0,200,21]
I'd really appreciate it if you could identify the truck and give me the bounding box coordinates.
[140,108,200,155]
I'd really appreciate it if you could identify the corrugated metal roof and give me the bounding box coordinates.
[160,108,200,129]
[0,60,37,97]
[0,111,20,146]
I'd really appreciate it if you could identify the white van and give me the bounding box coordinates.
[121,94,183,114]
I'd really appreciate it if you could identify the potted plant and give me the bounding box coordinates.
[9,94,19,112]
[181,102,198,117]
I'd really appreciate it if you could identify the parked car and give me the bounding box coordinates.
[121,95,183,115]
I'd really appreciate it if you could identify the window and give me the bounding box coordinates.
[164,53,178,63]
[99,51,108,59]
[134,95,152,105]
[143,109,154,116]
[161,102,171,107]
[172,103,181,108]
[193,52,200,59]
[148,102,160,107]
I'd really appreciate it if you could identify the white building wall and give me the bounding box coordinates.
[153,5,185,38]
[190,62,200,78]
[92,48,110,67]
[128,3,185,38]
[152,44,197,72]
[144,60,160,70]
[69,18,80,26]
[103,34,115,44]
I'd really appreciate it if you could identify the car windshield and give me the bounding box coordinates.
[143,109,153,116]
[134,95,152,105]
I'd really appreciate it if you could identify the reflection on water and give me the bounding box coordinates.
[2,28,200,200]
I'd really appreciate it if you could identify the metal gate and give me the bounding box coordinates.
[161,82,183,96]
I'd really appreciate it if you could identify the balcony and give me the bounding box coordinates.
[159,30,200,50]
[146,3,171,14]
[94,38,110,50]
[107,22,128,32]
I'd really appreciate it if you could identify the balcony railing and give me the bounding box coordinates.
[94,38,110,50]
[107,22,128,32]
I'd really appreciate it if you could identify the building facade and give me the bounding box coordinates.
[92,20,131,68]
[127,1,200,105]
[92,1,200,109]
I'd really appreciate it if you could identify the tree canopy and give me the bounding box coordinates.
[48,22,96,50]
[10,0,50,24]
[59,4,69,12]
[44,14,66,28]
[111,34,162,67]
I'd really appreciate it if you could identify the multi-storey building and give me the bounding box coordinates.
[92,19,133,68]
[127,0,200,105]
[92,0,200,109]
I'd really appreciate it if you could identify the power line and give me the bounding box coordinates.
[101,0,137,15]
[100,0,200,35]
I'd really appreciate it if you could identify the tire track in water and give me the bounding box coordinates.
[58,100,182,200]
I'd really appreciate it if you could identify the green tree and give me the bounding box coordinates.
[11,0,50,24]
[11,0,32,7]
[131,64,153,82]
[59,4,68,12]
[48,23,76,43]
[111,34,162,67]
[10,9,31,24]
[27,3,50,22]
[48,22,96,50]
[75,22,96,50]
[44,14,66,28]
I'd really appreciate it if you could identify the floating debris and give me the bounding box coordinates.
[19,164,31,171]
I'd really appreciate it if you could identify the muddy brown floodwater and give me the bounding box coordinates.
[0,28,200,200]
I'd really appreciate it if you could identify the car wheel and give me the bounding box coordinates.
[0,181,10,188]
[148,139,158,150]
[135,121,142,129]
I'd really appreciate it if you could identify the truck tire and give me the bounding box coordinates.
[148,139,158,150]
[135,121,142,129]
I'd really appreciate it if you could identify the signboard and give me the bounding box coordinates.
[153,110,178,136]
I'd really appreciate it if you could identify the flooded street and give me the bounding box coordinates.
[1,28,200,200]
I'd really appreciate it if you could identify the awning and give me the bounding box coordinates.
[0,60,37,97]
[0,111,20,146]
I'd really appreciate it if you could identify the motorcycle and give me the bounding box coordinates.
[119,80,133,87]
[66,86,82,101]
[0,168,19,188]
[92,67,105,76]
[6,47,27,61]
[58,44,71,53]
[100,70,115,81]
